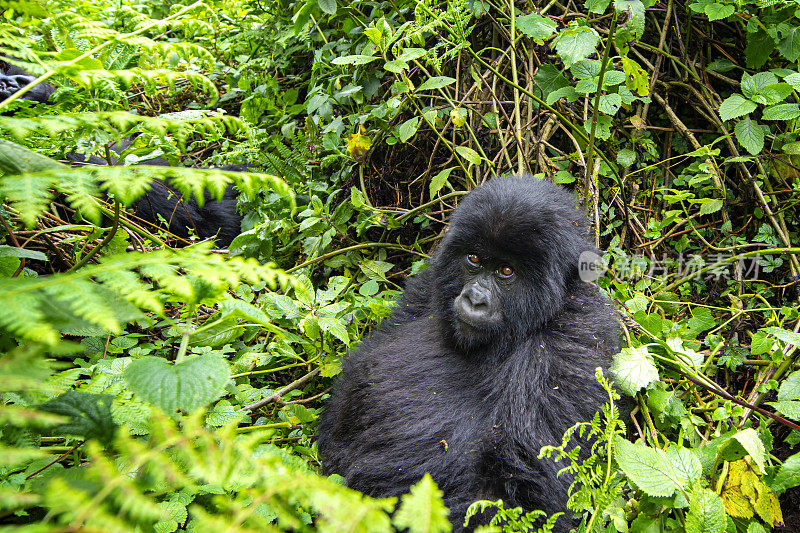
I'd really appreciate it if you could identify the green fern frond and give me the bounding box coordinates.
[36,410,396,531]
[0,244,292,344]
[70,69,219,102]
[0,112,246,149]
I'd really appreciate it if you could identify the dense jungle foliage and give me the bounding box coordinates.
[3,0,800,531]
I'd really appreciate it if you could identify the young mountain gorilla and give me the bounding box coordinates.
[317,176,620,531]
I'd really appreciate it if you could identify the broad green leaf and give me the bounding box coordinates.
[610,346,658,396]
[734,117,764,155]
[614,0,645,38]
[383,60,408,73]
[762,103,800,120]
[124,354,231,413]
[317,0,336,14]
[584,115,612,140]
[189,317,244,348]
[598,92,622,115]
[741,71,779,98]
[585,0,612,14]
[614,437,682,497]
[750,331,774,355]
[732,428,766,473]
[332,55,379,66]
[699,199,723,215]
[772,452,800,495]
[397,117,419,143]
[718,94,756,121]
[430,167,456,197]
[704,3,733,21]
[38,391,116,444]
[778,25,800,61]
[318,316,350,345]
[685,487,726,533]
[534,64,569,99]
[571,60,601,79]
[393,474,451,533]
[784,72,800,91]
[455,146,481,165]
[616,148,636,167]
[602,70,626,86]
[0,245,47,261]
[515,13,557,44]
[417,76,456,91]
[667,447,702,484]
[766,400,800,420]
[398,48,426,62]
[763,326,800,347]
[778,370,800,402]
[554,26,600,68]
[546,86,578,104]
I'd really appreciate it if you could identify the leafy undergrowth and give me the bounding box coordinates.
[2,0,800,531]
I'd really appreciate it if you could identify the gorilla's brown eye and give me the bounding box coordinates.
[497,265,514,278]
[467,254,481,265]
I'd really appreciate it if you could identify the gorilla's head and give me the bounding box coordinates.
[432,176,594,352]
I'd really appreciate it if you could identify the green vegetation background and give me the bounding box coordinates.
[2,0,800,531]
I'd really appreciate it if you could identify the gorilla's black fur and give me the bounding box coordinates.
[318,176,620,531]
[0,62,245,247]
[66,149,245,247]
[0,63,54,102]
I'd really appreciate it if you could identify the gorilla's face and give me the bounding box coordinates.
[432,176,593,352]
[451,252,513,342]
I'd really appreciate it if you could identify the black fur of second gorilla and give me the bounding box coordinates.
[0,63,243,247]
[317,177,620,532]
[66,148,245,247]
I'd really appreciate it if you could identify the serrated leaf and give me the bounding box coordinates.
[598,92,622,115]
[763,103,800,120]
[668,447,703,484]
[417,76,456,92]
[778,26,800,61]
[784,72,800,91]
[772,452,800,495]
[704,3,733,21]
[719,94,756,121]
[741,71,779,98]
[38,391,116,444]
[767,400,800,420]
[516,13,557,44]
[124,354,230,413]
[699,199,723,215]
[584,115,612,140]
[554,26,600,68]
[614,437,682,497]
[779,370,800,402]
[734,117,764,155]
[455,146,481,165]
[392,474,451,533]
[610,346,658,396]
[763,326,800,347]
[318,316,350,346]
[685,487,726,533]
